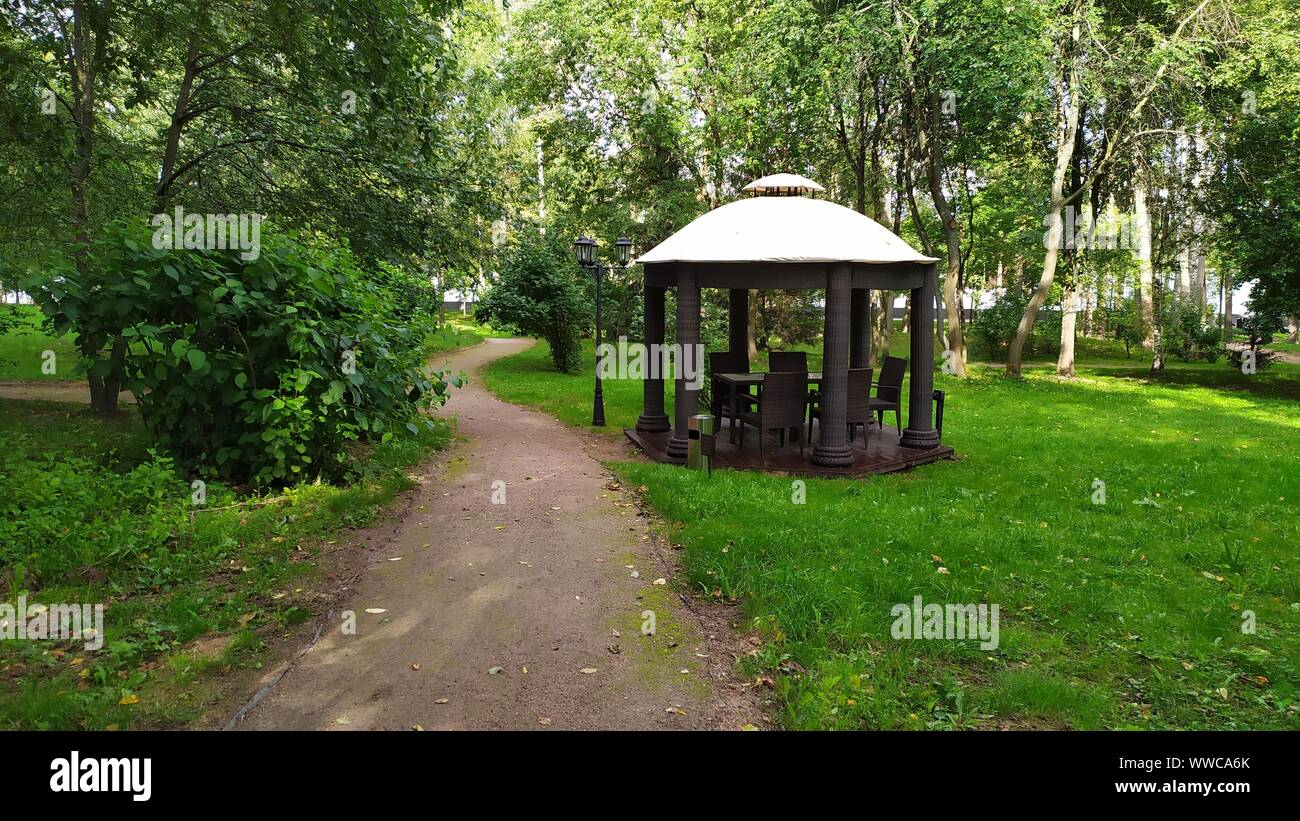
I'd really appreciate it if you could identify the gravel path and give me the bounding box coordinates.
[233,338,763,730]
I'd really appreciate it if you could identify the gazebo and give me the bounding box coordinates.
[626,173,952,475]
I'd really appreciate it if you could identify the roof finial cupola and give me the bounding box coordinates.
[742,173,825,197]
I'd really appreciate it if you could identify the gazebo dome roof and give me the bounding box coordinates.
[637,176,938,266]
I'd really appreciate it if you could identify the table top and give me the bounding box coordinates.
[715,371,823,385]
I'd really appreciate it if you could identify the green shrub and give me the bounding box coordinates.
[475,233,590,373]
[1160,299,1223,363]
[971,289,1060,359]
[24,220,455,486]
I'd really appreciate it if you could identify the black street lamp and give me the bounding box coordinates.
[574,235,634,427]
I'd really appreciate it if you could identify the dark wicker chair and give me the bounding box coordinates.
[712,348,754,413]
[870,355,907,435]
[709,350,753,442]
[767,350,808,372]
[738,371,810,463]
[808,367,873,445]
[768,350,812,441]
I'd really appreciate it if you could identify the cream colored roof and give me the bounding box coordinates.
[636,190,938,265]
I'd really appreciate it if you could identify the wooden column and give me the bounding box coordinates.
[850,287,869,369]
[667,266,700,460]
[812,264,853,467]
[901,265,941,448]
[636,284,670,432]
[728,288,749,358]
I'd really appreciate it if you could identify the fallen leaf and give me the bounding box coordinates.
[118,694,140,706]
[538,717,552,726]
[409,662,421,671]
[579,667,598,674]
[488,666,503,675]
[435,698,449,704]
[364,608,387,614]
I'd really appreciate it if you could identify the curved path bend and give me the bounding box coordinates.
[235,338,762,730]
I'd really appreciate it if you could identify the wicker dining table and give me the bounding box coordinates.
[714,371,823,444]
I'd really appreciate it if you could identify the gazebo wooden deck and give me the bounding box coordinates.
[625,173,952,475]
[626,422,953,477]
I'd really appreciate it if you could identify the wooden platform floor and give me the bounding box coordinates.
[625,418,955,477]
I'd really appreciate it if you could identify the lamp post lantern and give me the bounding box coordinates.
[574,235,633,427]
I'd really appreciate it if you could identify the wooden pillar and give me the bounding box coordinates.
[728,288,749,359]
[636,283,670,432]
[667,266,700,460]
[901,265,940,449]
[850,287,869,369]
[812,264,853,467]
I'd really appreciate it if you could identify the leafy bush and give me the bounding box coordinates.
[1094,300,1143,358]
[970,289,1060,359]
[1161,300,1223,363]
[24,220,455,486]
[475,233,590,373]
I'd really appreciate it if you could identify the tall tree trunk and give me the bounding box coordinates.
[155,33,202,212]
[1135,175,1155,349]
[1057,259,1081,377]
[64,1,117,415]
[1151,273,1165,372]
[1006,13,1082,378]
[1222,271,1233,336]
[913,90,967,376]
[747,289,758,361]
[873,292,892,364]
[1057,98,1089,377]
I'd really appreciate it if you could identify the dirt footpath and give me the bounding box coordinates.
[232,338,765,730]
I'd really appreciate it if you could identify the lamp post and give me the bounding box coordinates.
[574,235,633,427]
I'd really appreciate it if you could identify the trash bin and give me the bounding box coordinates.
[687,414,716,472]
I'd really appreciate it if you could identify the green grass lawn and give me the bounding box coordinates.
[0,306,79,381]
[482,338,671,435]
[485,335,1300,729]
[425,313,506,356]
[0,397,452,729]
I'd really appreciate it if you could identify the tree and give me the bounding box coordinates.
[475,232,591,374]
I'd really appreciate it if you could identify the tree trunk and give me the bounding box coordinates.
[916,92,967,376]
[64,2,118,413]
[1057,269,1080,377]
[747,289,759,360]
[873,292,891,364]
[155,33,202,212]
[1151,274,1165,372]
[1222,271,1233,336]
[1007,16,1082,378]
[1135,174,1155,349]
